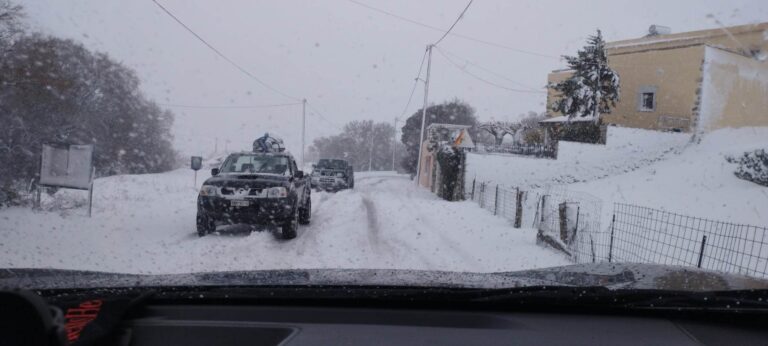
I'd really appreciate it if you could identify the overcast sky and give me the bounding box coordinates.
[22,0,768,156]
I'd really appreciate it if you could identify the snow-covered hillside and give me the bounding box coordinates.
[0,171,567,274]
[466,127,691,189]
[467,126,768,226]
[572,127,768,226]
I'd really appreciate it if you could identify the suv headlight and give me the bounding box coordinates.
[335,172,344,177]
[199,185,218,196]
[265,186,288,198]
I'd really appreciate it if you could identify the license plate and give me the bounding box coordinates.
[231,200,250,207]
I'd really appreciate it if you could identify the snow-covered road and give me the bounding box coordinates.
[0,171,568,274]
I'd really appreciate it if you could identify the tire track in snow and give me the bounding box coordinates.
[364,180,482,271]
[361,196,381,250]
[360,187,434,267]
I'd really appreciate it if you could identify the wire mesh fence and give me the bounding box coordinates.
[468,180,525,228]
[478,143,557,159]
[466,179,768,279]
[610,203,768,279]
[532,185,605,263]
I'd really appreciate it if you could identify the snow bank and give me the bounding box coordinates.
[466,126,690,189]
[571,127,768,226]
[466,126,768,227]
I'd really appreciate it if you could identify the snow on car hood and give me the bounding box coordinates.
[2,263,767,291]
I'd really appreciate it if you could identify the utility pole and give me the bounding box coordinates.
[301,98,307,168]
[368,121,374,171]
[392,117,398,171]
[414,44,433,186]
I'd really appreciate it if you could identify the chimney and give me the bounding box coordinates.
[648,25,672,36]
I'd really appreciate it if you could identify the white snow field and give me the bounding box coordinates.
[0,171,568,274]
[467,127,768,227]
[572,127,768,226]
[467,127,692,189]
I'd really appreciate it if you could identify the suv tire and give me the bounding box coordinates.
[281,209,299,239]
[196,214,215,237]
[299,198,311,225]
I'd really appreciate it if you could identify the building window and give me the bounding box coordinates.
[637,86,657,112]
[641,92,655,111]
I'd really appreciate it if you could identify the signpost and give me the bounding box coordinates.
[38,143,95,217]
[191,156,203,187]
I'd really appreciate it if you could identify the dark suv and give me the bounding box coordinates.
[196,151,311,239]
[310,159,354,191]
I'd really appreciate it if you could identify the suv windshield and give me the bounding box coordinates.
[221,154,290,175]
[316,159,346,170]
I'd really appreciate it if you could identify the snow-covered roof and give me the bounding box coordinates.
[605,22,768,52]
[539,115,597,124]
[426,123,472,130]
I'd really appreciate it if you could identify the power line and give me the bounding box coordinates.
[399,49,429,118]
[158,102,302,109]
[434,47,547,94]
[347,0,558,59]
[433,0,474,46]
[151,0,300,102]
[435,46,543,92]
[305,101,344,131]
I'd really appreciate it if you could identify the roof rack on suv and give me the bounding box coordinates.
[252,133,285,153]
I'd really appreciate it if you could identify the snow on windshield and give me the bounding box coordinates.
[0,0,767,291]
[221,154,290,175]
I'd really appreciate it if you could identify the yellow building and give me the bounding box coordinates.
[546,23,768,134]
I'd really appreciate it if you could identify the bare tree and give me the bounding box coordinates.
[478,121,520,146]
[0,1,23,52]
[307,120,395,172]
[518,112,547,145]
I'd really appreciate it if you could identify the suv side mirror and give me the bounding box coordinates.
[295,170,304,179]
[211,168,220,176]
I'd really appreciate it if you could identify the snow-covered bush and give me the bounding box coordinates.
[435,145,463,201]
[727,149,768,187]
[0,186,17,207]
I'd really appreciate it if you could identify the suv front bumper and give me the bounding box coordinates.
[197,196,295,225]
[310,176,348,190]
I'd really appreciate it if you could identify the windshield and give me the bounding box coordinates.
[1,0,767,298]
[221,154,290,175]
[316,159,346,170]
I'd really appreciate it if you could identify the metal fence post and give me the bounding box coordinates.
[608,214,616,263]
[697,235,708,268]
[540,195,547,223]
[471,179,476,201]
[493,185,500,216]
[572,206,580,245]
[87,182,94,217]
[558,202,568,243]
[514,188,523,228]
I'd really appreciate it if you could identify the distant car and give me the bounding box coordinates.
[310,159,354,191]
[196,150,311,239]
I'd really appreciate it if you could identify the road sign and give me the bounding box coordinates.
[191,156,203,171]
[39,143,95,216]
[191,156,203,187]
